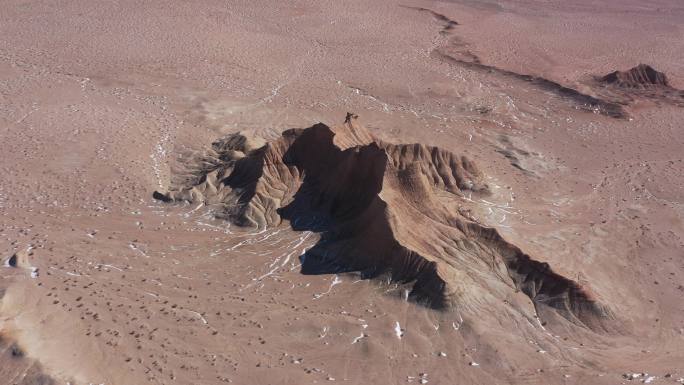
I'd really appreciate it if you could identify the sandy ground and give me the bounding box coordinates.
[0,0,683,384]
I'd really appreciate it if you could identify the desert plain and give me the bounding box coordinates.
[1,0,683,384]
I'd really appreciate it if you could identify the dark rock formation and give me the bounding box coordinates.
[154,114,613,331]
[601,64,669,88]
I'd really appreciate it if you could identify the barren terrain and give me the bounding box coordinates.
[1,1,683,384]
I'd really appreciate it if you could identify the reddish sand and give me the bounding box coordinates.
[1,1,683,384]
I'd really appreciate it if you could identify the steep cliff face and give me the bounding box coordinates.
[154,114,613,331]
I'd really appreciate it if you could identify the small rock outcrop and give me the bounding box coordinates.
[601,64,669,88]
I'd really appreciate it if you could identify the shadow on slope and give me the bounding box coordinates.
[154,114,614,332]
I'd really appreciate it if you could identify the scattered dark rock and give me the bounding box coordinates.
[7,253,17,267]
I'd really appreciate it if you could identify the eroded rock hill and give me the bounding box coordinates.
[601,64,670,88]
[594,64,684,107]
[154,114,613,331]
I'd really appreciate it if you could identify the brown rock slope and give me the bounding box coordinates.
[154,114,613,331]
[601,64,670,88]
[0,334,55,385]
[0,283,55,385]
[594,64,684,106]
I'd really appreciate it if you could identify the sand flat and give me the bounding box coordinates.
[1,1,683,384]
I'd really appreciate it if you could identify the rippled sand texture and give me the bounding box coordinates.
[1,0,683,384]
